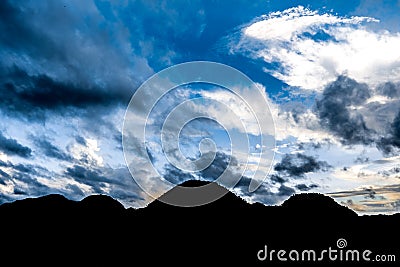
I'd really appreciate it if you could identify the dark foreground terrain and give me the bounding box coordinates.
[0,181,398,265]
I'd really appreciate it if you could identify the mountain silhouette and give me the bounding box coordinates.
[0,180,398,265]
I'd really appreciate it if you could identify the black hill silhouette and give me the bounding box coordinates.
[0,180,398,265]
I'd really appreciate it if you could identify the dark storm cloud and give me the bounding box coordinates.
[104,167,145,203]
[163,164,195,185]
[0,67,127,119]
[274,153,330,177]
[113,132,123,150]
[233,175,297,204]
[109,188,145,203]
[1,155,144,205]
[264,171,319,195]
[237,177,294,196]
[297,141,323,150]
[0,0,48,53]
[270,174,286,184]
[0,0,144,82]
[65,165,140,193]
[0,131,32,158]
[278,185,296,196]
[66,165,108,184]
[377,110,400,154]
[393,111,400,140]
[0,0,141,208]
[3,166,53,197]
[0,0,149,122]
[0,169,10,182]
[32,137,72,161]
[232,175,258,191]
[199,152,238,180]
[13,188,26,195]
[296,184,319,191]
[65,165,144,204]
[0,0,275,207]
[0,160,47,178]
[13,171,49,190]
[0,160,53,196]
[75,136,87,146]
[162,151,238,186]
[377,82,400,98]
[316,75,373,144]
[314,76,400,154]
[65,165,107,194]
[13,163,35,174]
[0,193,13,204]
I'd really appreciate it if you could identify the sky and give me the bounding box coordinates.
[1,0,400,214]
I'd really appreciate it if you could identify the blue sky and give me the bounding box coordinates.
[1,0,400,214]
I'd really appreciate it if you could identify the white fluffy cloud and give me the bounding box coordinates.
[230,6,400,91]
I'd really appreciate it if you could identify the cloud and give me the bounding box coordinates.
[232,175,296,204]
[0,67,127,120]
[316,75,373,144]
[75,136,87,146]
[270,174,286,184]
[377,110,400,154]
[229,6,400,91]
[377,82,400,99]
[1,161,49,179]
[0,169,10,181]
[33,137,72,161]
[393,111,400,140]
[0,0,277,208]
[65,165,109,190]
[0,0,154,136]
[312,75,400,150]
[242,6,368,42]
[12,171,50,195]
[199,152,235,181]
[295,183,319,191]
[163,164,195,185]
[0,160,55,198]
[198,86,275,136]
[13,163,36,174]
[0,155,145,206]
[181,150,298,204]
[1,0,399,215]
[65,184,85,197]
[123,81,275,198]
[278,185,296,196]
[0,0,153,208]
[328,184,400,214]
[0,131,31,158]
[103,167,146,206]
[269,72,400,157]
[65,164,147,206]
[274,153,330,177]
[0,120,130,204]
[353,0,400,32]
[0,0,150,96]
[68,137,104,167]
[265,91,335,143]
